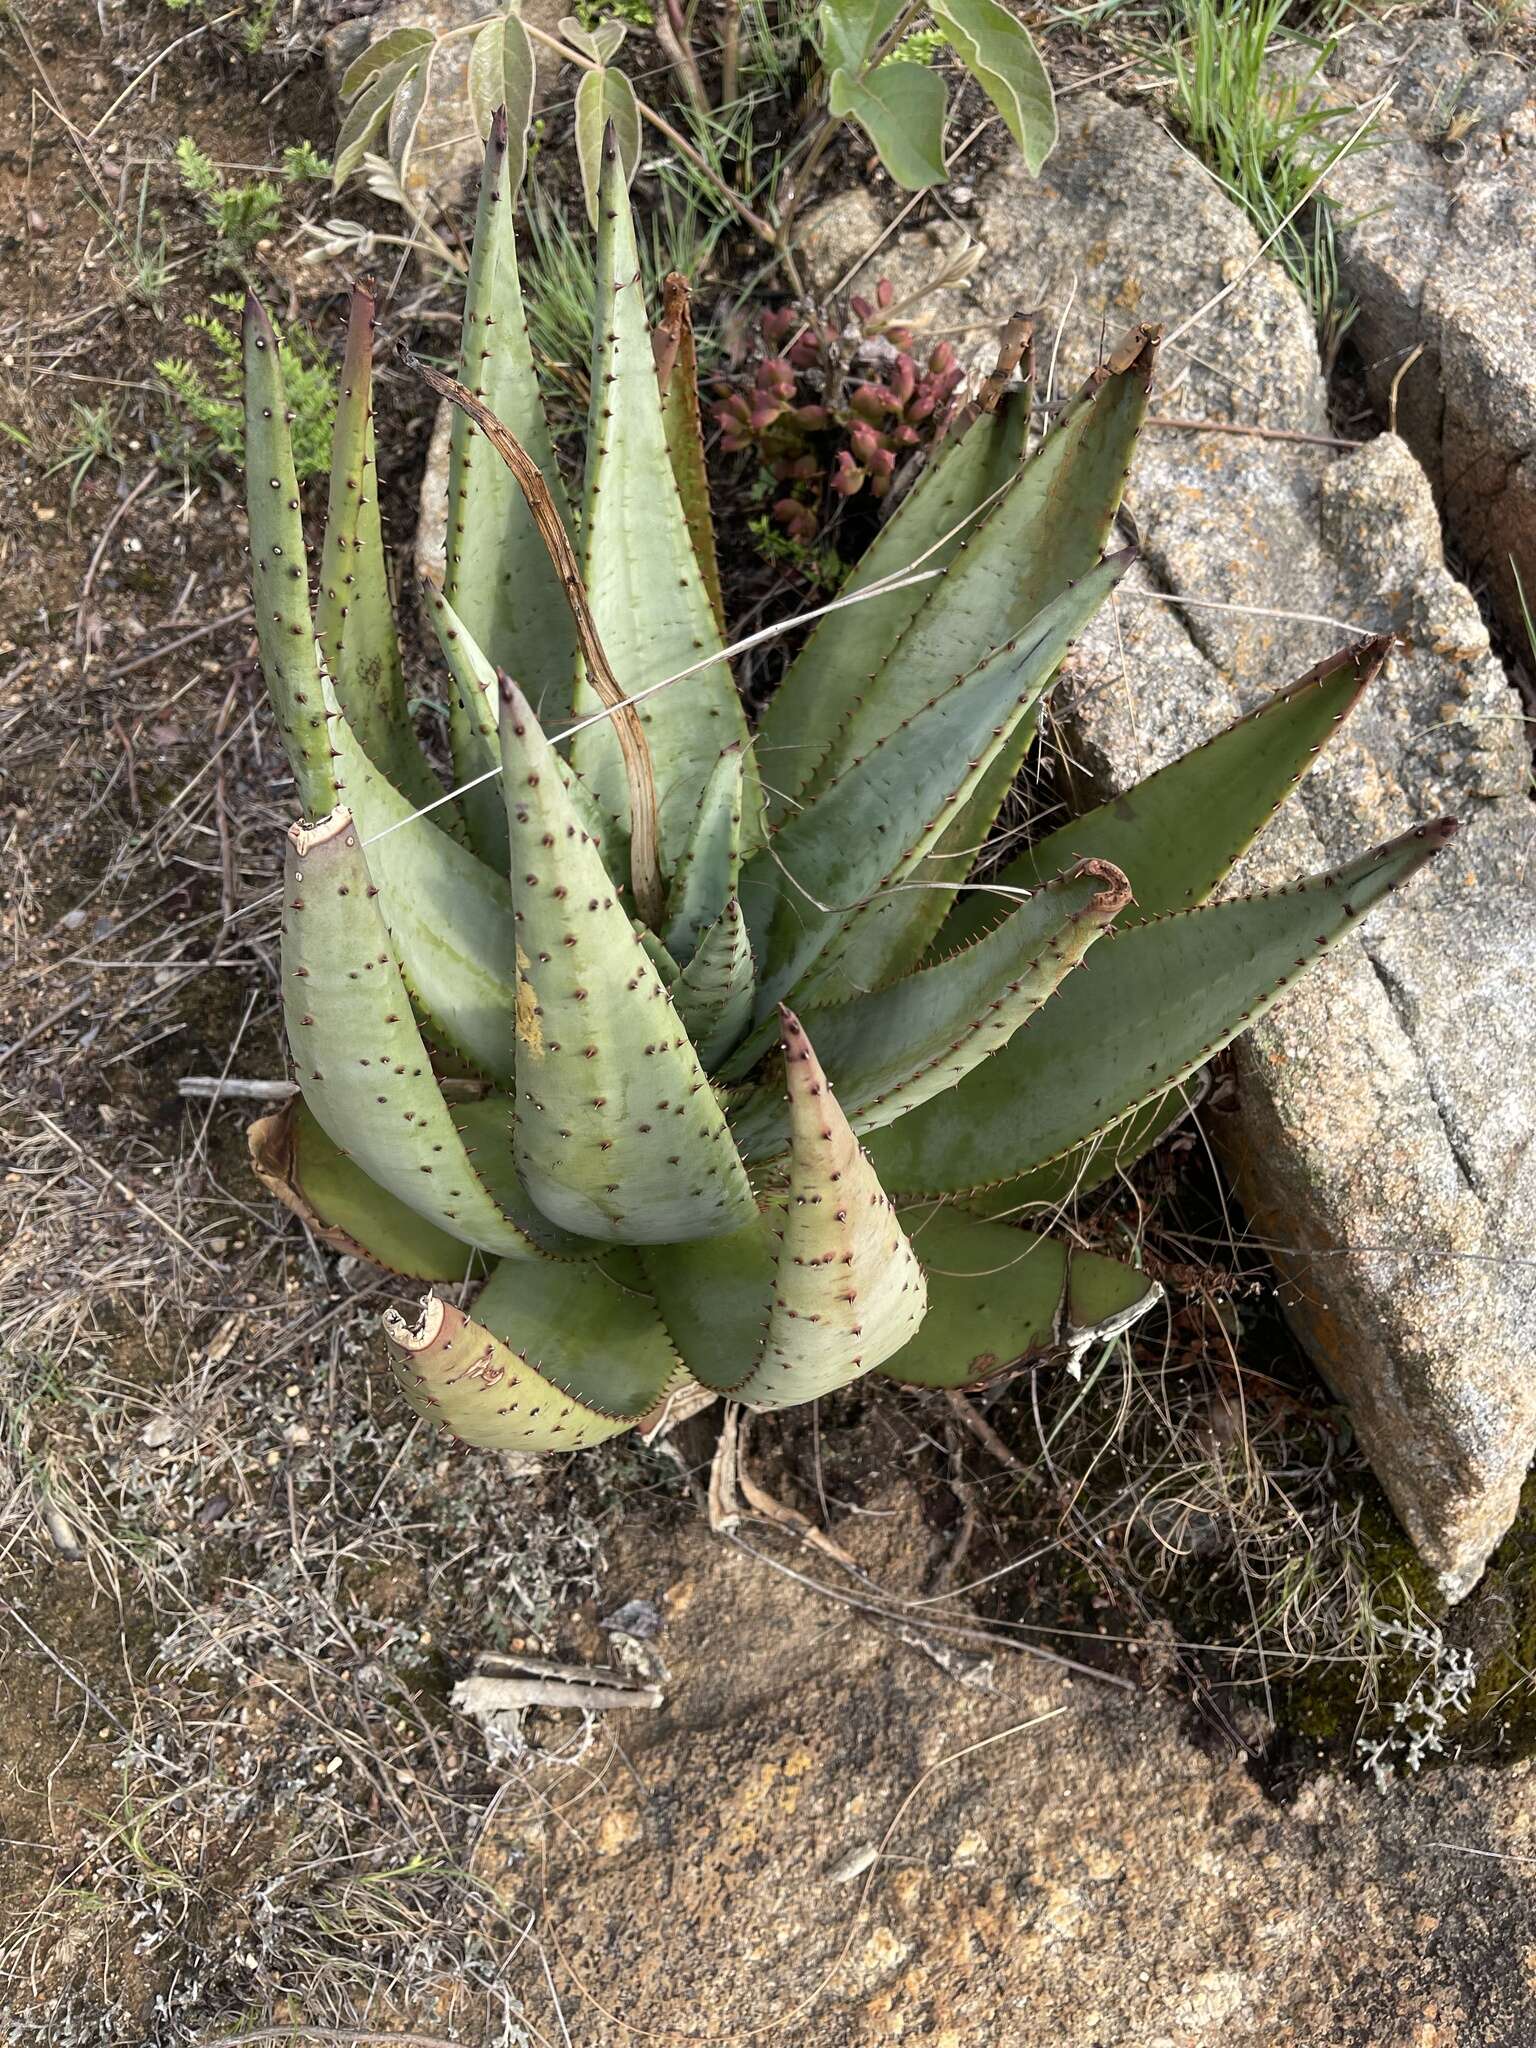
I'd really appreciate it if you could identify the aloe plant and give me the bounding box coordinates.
[242,116,1455,1453]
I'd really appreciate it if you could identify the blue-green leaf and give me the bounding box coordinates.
[867,820,1460,1196]
[877,1204,1159,1387]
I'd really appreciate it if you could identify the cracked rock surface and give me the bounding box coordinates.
[799,90,1536,1596]
[1320,20,1536,650]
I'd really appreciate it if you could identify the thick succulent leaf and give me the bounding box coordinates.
[384,1254,678,1451]
[732,551,1133,1064]
[654,272,726,638]
[324,673,517,1086]
[249,1096,481,1282]
[662,743,744,965]
[758,384,1031,828]
[560,755,629,875]
[670,895,755,1070]
[730,858,1129,1160]
[425,585,508,874]
[571,132,757,867]
[644,1009,927,1406]
[869,625,1385,997]
[315,283,441,813]
[451,1094,591,1256]
[726,1009,927,1408]
[425,593,637,887]
[961,1084,1197,1222]
[638,1222,776,1394]
[941,636,1391,951]
[794,341,1143,996]
[501,677,757,1244]
[866,819,1460,1195]
[799,328,1157,808]
[383,1301,626,1450]
[820,700,1043,1002]
[282,810,564,1257]
[442,110,577,720]
[473,1251,678,1415]
[242,293,333,819]
[876,1204,1159,1387]
[636,921,680,987]
[409,348,665,925]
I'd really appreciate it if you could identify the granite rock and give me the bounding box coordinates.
[798,93,1536,1596]
[1319,19,1536,647]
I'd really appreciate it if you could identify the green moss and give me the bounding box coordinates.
[1272,1491,1438,1748]
[1449,1468,1536,1757]
[1255,1476,1536,1768]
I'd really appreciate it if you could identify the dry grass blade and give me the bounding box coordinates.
[402,346,665,925]
[196,2029,475,2048]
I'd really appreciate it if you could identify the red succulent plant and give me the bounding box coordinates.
[713,279,963,545]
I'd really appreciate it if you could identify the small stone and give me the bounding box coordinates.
[596,1806,642,1855]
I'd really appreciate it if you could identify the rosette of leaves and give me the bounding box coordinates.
[241,118,1455,1452]
[331,4,637,224]
[714,280,965,540]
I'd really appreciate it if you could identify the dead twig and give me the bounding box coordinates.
[708,1409,861,1570]
[454,1673,663,1715]
[77,468,157,650]
[944,1388,1031,1476]
[1388,342,1426,435]
[706,1402,744,1534]
[1146,413,1362,450]
[197,2030,472,2048]
[104,604,254,682]
[176,1076,296,1102]
[109,715,141,823]
[402,346,665,926]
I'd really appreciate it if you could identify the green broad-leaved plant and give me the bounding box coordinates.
[242,113,1455,1451]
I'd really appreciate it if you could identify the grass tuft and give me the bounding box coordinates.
[1159,0,1368,369]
